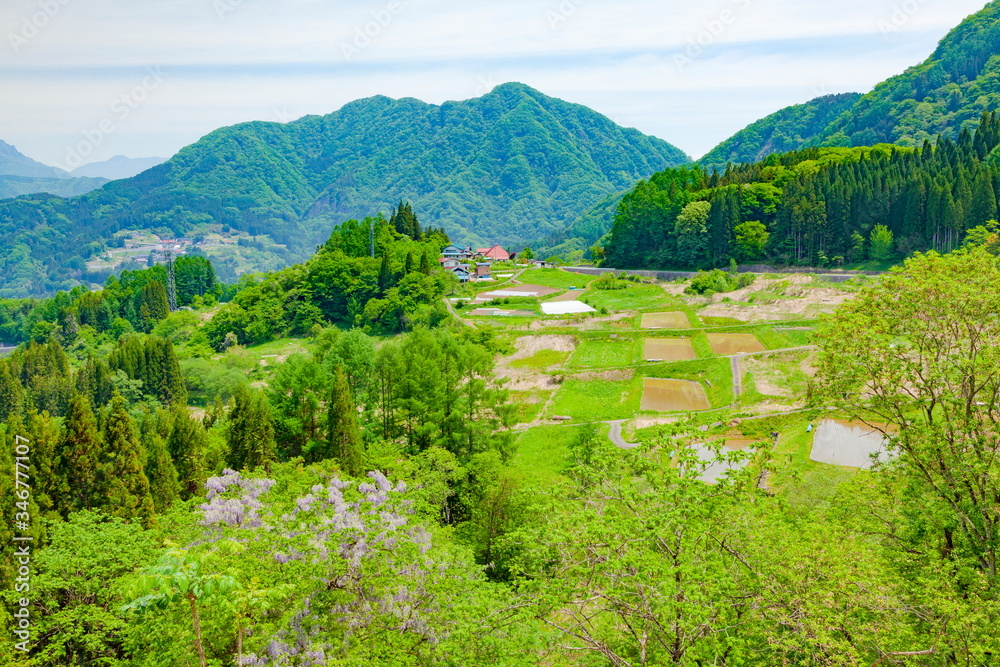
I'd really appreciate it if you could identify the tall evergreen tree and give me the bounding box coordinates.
[227,384,276,471]
[323,366,365,475]
[137,280,170,332]
[144,428,180,513]
[99,392,155,526]
[0,361,24,422]
[378,252,392,293]
[167,407,206,499]
[418,251,432,275]
[56,394,103,517]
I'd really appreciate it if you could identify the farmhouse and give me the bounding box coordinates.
[477,245,510,262]
[442,244,473,260]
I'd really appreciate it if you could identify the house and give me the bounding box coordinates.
[476,245,510,262]
[451,266,471,282]
[474,263,492,280]
[442,244,473,259]
[439,257,461,269]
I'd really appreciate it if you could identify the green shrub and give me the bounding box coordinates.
[685,269,755,296]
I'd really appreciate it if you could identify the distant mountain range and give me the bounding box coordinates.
[0,83,690,297]
[70,155,167,180]
[0,140,165,199]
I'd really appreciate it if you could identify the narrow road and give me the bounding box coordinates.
[607,420,640,449]
[731,355,742,400]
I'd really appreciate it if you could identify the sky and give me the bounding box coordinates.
[0,0,992,169]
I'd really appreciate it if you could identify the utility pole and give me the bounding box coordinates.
[165,250,178,311]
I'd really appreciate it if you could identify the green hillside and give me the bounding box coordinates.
[700,93,861,168]
[813,1,1000,148]
[601,112,1000,271]
[702,2,1000,164]
[0,83,689,298]
[0,174,108,199]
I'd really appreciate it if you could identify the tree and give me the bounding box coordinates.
[817,248,1000,584]
[319,366,364,475]
[227,385,276,471]
[0,361,24,422]
[521,247,535,261]
[733,220,770,261]
[56,394,103,517]
[137,280,170,332]
[868,224,895,261]
[167,407,206,499]
[673,200,711,267]
[144,427,181,513]
[99,393,155,526]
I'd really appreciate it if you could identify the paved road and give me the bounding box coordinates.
[730,355,742,399]
[607,420,640,449]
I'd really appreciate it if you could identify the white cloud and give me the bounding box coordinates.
[0,0,990,164]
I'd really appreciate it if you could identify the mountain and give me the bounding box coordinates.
[0,175,109,199]
[810,1,1000,148]
[699,93,862,168]
[0,140,68,179]
[70,155,167,180]
[0,82,690,297]
[704,1,1000,164]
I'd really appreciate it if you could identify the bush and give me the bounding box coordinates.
[685,269,755,296]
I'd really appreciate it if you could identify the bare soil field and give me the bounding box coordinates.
[706,333,766,355]
[641,379,710,411]
[643,338,697,361]
[641,312,692,329]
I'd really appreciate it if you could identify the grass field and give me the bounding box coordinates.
[546,376,644,421]
[511,349,571,370]
[568,338,637,368]
[520,268,594,290]
[583,283,675,312]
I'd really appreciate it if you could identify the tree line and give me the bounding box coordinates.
[602,111,1000,270]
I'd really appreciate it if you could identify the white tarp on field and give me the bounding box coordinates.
[541,300,596,315]
[485,290,542,297]
[810,420,894,469]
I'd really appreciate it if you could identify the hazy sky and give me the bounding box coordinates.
[0,0,991,168]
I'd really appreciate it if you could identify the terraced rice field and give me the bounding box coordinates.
[706,333,766,355]
[641,312,692,329]
[810,419,894,469]
[641,378,710,411]
[643,338,697,362]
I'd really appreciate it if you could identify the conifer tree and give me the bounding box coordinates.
[324,366,365,476]
[56,394,103,517]
[403,251,415,276]
[167,407,206,499]
[138,280,170,332]
[0,361,24,422]
[99,392,155,526]
[418,251,432,275]
[378,252,392,292]
[227,384,276,471]
[26,409,61,518]
[144,429,180,513]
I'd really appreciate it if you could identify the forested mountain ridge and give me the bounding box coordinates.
[701,1,1000,166]
[601,112,1000,270]
[699,93,862,169]
[0,83,689,298]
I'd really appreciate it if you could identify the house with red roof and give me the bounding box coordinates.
[476,245,510,262]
